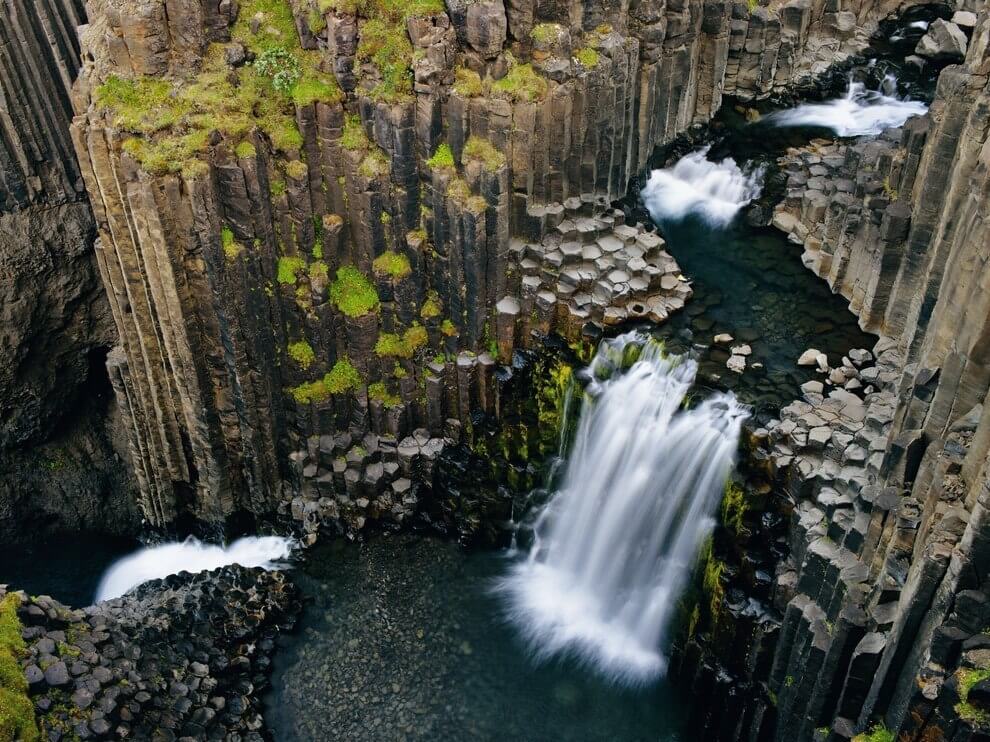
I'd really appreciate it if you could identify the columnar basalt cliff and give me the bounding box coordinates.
[0,0,137,543]
[68,0,914,539]
[681,10,990,740]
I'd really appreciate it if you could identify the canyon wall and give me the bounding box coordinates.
[681,9,990,741]
[67,0,912,539]
[0,0,137,543]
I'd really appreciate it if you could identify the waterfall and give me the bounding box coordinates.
[94,535,295,602]
[640,147,764,227]
[499,333,749,685]
[765,76,928,137]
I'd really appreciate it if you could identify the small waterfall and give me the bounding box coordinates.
[94,535,295,602]
[765,75,928,137]
[499,333,749,685]
[640,147,764,227]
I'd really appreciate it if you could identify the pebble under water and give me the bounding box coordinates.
[266,535,687,741]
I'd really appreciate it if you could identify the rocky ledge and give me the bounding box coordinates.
[1,568,299,741]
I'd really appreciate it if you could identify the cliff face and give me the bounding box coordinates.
[681,11,990,741]
[68,0,908,536]
[0,0,137,543]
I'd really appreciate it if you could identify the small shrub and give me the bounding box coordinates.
[254,46,303,95]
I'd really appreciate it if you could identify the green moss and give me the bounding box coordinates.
[235,140,257,158]
[747,0,759,10]
[463,136,505,172]
[369,382,402,408]
[277,256,306,284]
[721,480,747,536]
[0,594,38,742]
[574,47,600,68]
[356,16,414,102]
[288,340,316,368]
[221,226,244,259]
[271,179,287,197]
[326,358,362,393]
[288,358,363,403]
[420,292,441,319]
[491,60,547,102]
[292,70,342,105]
[955,668,990,725]
[426,143,455,170]
[285,159,308,180]
[358,149,389,178]
[852,723,894,742]
[330,266,380,317]
[530,23,564,44]
[447,178,487,212]
[374,324,428,358]
[372,250,411,279]
[441,318,457,337]
[453,67,484,97]
[701,539,725,626]
[341,115,369,151]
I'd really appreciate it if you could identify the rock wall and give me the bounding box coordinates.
[0,0,138,543]
[681,9,990,740]
[68,0,915,536]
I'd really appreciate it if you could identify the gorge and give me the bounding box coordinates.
[1,0,989,740]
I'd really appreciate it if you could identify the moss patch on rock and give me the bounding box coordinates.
[277,256,307,284]
[288,340,316,368]
[330,266,380,316]
[463,136,505,172]
[289,358,363,403]
[0,593,39,742]
[374,324,428,358]
[368,381,402,408]
[372,251,412,279]
[491,57,548,102]
[426,143,455,170]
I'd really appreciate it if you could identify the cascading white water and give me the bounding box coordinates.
[639,147,764,227]
[499,333,749,685]
[94,535,295,602]
[765,76,928,137]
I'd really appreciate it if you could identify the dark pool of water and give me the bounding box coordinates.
[0,533,138,607]
[641,218,876,420]
[266,535,687,742]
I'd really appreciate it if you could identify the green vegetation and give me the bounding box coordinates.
[530,23,564,44]
[574,47,600,68]
[329,266,380,316]
[358,149,389,178]
[852,723,894,742]
[700,538,725,627]
[221,226,244,259]
[955,668,990,724]
[463,136,506,172]
[277,256,306,284]
[447,178,487,211]
[369,382,402,408]
[254,46,302,95]
[426,143,455,170]
[235,140,257,158]
[94,0,341,176]
[0,593,39,742]
[721,480,747,536]
[441,318,457,337]
[491,56,548,102]
[882,176,899,201]
[341,115,370,151]
[374,324,428,358]
[288,340,316,368]
[271,179,287,197]
[747,0,759,10]
[288,358,363,403]
[285,159,308,180]
[453,67,484,97]
[372,250,412,279]
[420,291,441,319]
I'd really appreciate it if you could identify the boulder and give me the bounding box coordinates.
[915,19,967,62]
[798,348,821,366]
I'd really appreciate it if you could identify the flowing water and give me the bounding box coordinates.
[499,334,748,684]
[763,76,928,137]
[640,148,764,226]
[94,535,295,602]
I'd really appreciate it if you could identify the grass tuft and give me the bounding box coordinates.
[463,136,505,172]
